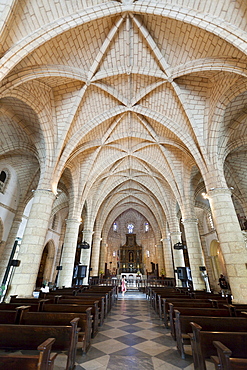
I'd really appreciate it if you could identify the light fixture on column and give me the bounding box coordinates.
[173,242,186,250]
[78,240,90,249]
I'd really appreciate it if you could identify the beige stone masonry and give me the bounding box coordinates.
[8,189,56,297]
[170,231,185,286]
[80,229,94,284]
[161,237,174,278]
[58,218,81,287]
[208,188,247,303]
[182,217,206,290]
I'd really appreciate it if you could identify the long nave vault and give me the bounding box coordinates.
[0,0,247,302]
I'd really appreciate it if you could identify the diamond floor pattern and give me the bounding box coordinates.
[53,291,216,369]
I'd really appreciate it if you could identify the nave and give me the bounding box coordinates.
[54,291,214,370]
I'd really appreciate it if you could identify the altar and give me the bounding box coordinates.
[121,273,142,280]
[120,272,142,287]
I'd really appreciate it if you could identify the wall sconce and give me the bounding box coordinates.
[78,241,90,249]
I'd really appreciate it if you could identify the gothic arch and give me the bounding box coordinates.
[36,239,56,287]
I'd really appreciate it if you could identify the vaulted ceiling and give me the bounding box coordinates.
[1,0,247,232]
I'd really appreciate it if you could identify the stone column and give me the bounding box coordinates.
[8,189,56,297]
[162,237,174,277]
[170,231,185,286]
[80,229,94,284]
[208,188,247,303]
[0,216,22,283]
[156,243,165,276]
[99,242,107,274]
[91,229,101,276]
[182,218,205,290]
[58,218,81,288]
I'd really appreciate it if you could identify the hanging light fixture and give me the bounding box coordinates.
[78,240,90,249]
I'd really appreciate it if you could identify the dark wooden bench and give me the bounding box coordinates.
[151,289,185,312]
[10,296,51,304]
[0,305,31,324]
[75,292,109,316]
[40,302,99,338]
[0,318,80,370]
[189,322,247,370]
[169,303,234,340]
[211,340,247,370]
[161,298,219,327]
[18,308,92,354]
[54,295,105,326]
[0,310,19,324]
[0,301,48,312]
[174,310,247,359]
[43,291,107,320]
[0,337,56,370]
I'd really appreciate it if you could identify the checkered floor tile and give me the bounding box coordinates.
[53,291,215,369]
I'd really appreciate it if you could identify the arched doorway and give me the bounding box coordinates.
[36,244,48,287]
[36,240,56,287]
[210,240,226,281]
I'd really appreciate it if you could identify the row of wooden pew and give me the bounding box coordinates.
[147,286,247,370]
[0,285,117,370]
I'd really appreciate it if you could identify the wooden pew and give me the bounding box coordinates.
[169,303,234,340]
[161,298,219,327]
[0,305,31,324]
[0,301,48,312]
[189,322,247,370]
[158,292,226,319]
[43,291,108,319]
[54,295,105,326]
[75,292,109,316]
[18,308,92,354]
[211,340,247,370]
[10,296,51,304]
[0,337,56,370]
[0,318,80,370]
[0,310,19,324]
[174,310,247,359]
[40,302,99,338]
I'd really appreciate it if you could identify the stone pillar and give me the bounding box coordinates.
[0,216,22,283]
[170,231,185,286]
[58,218,81,288]
[182,218,205,290]
[80,229,94,284]
[91,229,101,276]
[156,243,165,276]
[8,189,56,297]
[99,242,107,274]
[208,188,247,303]
[162,237,174,277]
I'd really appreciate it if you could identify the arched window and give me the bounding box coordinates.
[207,213,214,230]
[127,223,134,233]
[0,170,7,193]
[51,214,57,230]
[145,222,149,232]
[113,222,117,232]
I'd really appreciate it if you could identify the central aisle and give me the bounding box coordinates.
[71,290,194,370]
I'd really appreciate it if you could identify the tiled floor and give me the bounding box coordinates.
[54,290,215,369]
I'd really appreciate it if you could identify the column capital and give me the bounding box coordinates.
[208,187,232,197]
[182,217,198,224]
[66,218,81,224]
[33,188,56,200]
[162,237,171,242]
[83,229,94,235]
[169,231,181,236]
